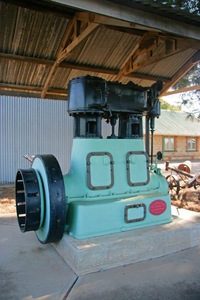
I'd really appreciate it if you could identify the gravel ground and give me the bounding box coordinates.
[0,184,15,214]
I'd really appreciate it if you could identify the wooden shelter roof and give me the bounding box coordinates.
[1,0,200,100]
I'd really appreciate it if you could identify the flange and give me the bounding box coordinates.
[32,154,66,244]
[15,154,66,244]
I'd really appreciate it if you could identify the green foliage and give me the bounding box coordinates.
[180,90,200,118]
[185,112,200,121]
[160,99,181,111]
[171,64,200,117]
[155,0,200,15]
[153,1,200,116]
[174,64,200,90]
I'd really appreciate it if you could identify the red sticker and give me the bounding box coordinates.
[149,200,167,215]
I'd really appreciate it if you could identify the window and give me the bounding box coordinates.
[187,137,196,151]
[164,137,174,151]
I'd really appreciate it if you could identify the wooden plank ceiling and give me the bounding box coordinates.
[0,0,200,100]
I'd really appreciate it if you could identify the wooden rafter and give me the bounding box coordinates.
[0,83,67,95]
[57,23,99,63]
[0,52,117,74]
[0,83,67,101]
[2,3,200,101]
[125,50,185,75]
[162,84,200,96]
[128,72,170,83]
[161,50,200,96]
[41,17,99,98]
[75,11,153,31]
[41,17,76,99]
[1,52,170,83]
[122,36,181,76]
[115,32,157,81]
[76,11,200,50]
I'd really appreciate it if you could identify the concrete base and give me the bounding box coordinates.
[53,206,200,276]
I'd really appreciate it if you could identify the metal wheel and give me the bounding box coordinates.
[32,154,66,244]
[15,154,66,244]
[166,175,180,199]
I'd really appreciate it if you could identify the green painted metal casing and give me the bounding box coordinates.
[64,138,172,239]
[14,76,171,244]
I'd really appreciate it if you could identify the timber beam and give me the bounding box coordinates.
[41,17,99,98]
[161,50,200,96]
[1,52,170,83]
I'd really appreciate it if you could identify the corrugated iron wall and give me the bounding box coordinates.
[0,96,73,183]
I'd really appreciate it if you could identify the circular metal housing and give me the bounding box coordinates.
[15,154,66,244]
[32,154,66,244]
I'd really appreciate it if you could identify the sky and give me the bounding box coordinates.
[162,92,200,116]
[162,94,181,106]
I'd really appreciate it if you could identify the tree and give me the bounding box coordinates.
[174,64,200,90]
[158,0,200,15]
[160,99,181,111]
[158,1,200,115]
[172,63,200,117]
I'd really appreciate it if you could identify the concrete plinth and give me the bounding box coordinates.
[53,206,200,276]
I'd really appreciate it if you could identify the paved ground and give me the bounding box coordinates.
[1,211,200,300]
[1,160,200,299]
[0,214,77,300]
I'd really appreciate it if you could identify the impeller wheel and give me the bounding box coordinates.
[166,175,180,199]
[32,154,66,244]
[15,154,66,244]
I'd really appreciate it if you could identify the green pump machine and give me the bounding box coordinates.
[15,76,172,244]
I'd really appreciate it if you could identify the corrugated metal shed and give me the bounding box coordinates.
[0,95,113,183]
[154,110,200,136]
[0,95,73,182]
[1,0,200,182]
[0,0,200,100]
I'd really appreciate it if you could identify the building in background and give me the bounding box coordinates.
[153,110,200,161]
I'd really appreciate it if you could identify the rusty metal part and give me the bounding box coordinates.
[165,161,194,178]
[166,174,180,197]
[23,155,34,163]
[165,161,200,196]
